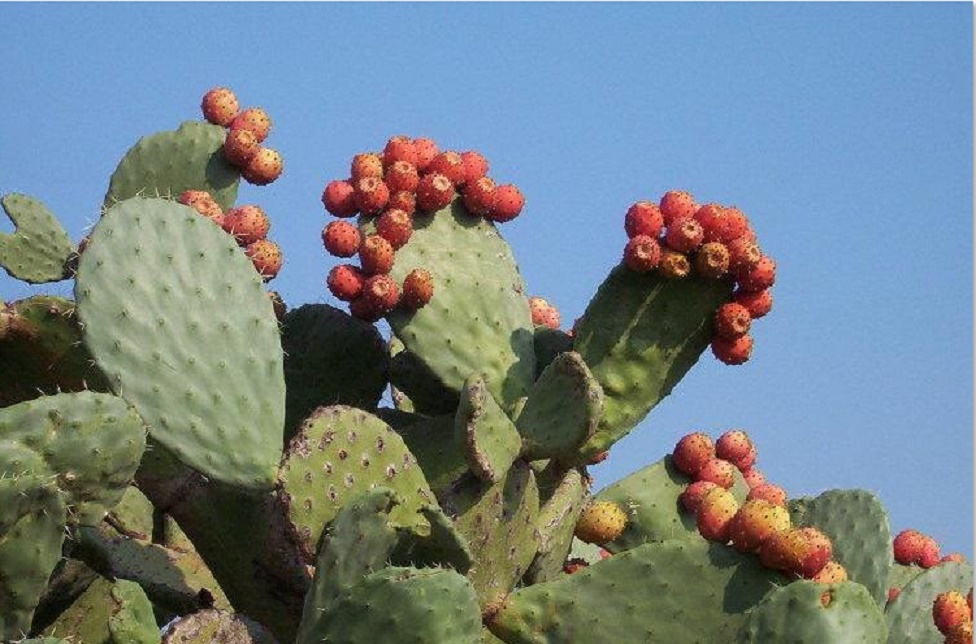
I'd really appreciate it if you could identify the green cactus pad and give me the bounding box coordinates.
[595,455,749,551]
[30,558,100,635]
[0,391,147,524]
[489,539,788,643]
[314,566,483,644]
[789,489,893,605]
[393,413,470,496]
[885,561,974,643]
[572,266,733,461]
[524,468,587,584]
[281,304,389,443]
[0,296,109,407]
[886,561,924,594]
[75,197,284,488]
[456,374,522,482]
[161,609,278,644]
[391,504,474,574]
[275,406,437,564]
[736,580,887,643]
[383,199,536,413]
[0,475,67,642]
[43,577,160,644]
[441,461,540,607]
[0,193,74,283]
[389,336,459,416]
[533,327,574,379]
[104,121,240,211]
[516,352,603,460]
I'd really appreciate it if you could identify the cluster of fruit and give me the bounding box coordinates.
[200,87,283,186]
[620,191,775,365]
[319,136,524,322]
[932,589,974,644]
[892,528,959,569]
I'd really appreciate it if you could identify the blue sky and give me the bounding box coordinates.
[1,3,972,558]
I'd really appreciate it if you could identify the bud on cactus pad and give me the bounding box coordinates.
[574,501,628,545]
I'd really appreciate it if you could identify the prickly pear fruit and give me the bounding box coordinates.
[624,201,664,239]
[223,205,271,246]
[574,501,628,545]
[695,457,737,489]
[811,560,848,584]
[322,179,359,218]
[695,241,730,279]
[231,107,272,143]
[201,87,239,126]
[354,177,391,216]
[375,208,413,250]
[327,264,365,301]
[934,591,971,635]
[715,429,755,470]
[350,153,385,182]
[696,486,739,543]
[358,234,395,275]
[223,126,260,167]
[714,303,752,340]
[322,220,362,257]
[401,268,433,310]
[462,176,495,216]
[384,160,420,194]
[412,137,439,172]
[383,135,419,168]
[489,184,525,223]
[737,255,776,292]
[244,239,282,281]
[416,173,455,213]
[680,480,719,513]
[460,150,489,185]
[672,432,716,478]
[733,287,773,319]
[242,147,283,185]
[728,498,791,553]
[427,151,466,186]
[711,334,753,365]
[748,482,787,507]
[623,234,662,273]
[664,217,704,253]
[660,190,697,225]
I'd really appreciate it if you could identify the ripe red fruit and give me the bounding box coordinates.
[354,177,391,216]
[711,333,753,365]
[244,239,282,281]
[715,430,755,469]
[416,173,456,213]
[412,137,440,172]
[742,468,766,489]
[714,303,752,340]
[358,234,395,275]
[722,207,750,243]
[918,535,941,568]
[178,190,224,226]
[361,274,400,313]
[488,184,525,223]
[223,127,260,167]
[695,457,737,489]
[733,288,773,319]
[694,203,729,243]
[664,217,704,253]
[375,208,413,250]
[679,480,719,513]
[350,153,385,182]
[383,136,419,168]
[462,176,496,216]
[201,87,240,126]
[528,296,560,330]
[562,558,589,575]
[460,151,489,185]
[695,242,731,279]
[933,591,971,635]
[658,249,692,279]
[659,190,698,226]
[623,235,662,273]
[892,529,926,565]
[427,151,466,186]
[322,180,359,218]
[696,487,739,543]
[241,147,283,185]
[727,237,762,272]
[401,268,434,309]
[672,432,716,478]
[348,294,383,323]
[223,205,271,246]
[736,255,776,292]
[748,482,787,507]
[728,499,791,554]
[384,161,420,194]
[796,527,833,579]
[231,107,272,143]
[327,264,365,301]
[388,191,417,217]
[321,220,362,258]
[624,202,664,239]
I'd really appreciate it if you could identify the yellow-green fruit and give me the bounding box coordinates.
[812,560,848,584]
[574,501,628,545]
[728,498,791,553]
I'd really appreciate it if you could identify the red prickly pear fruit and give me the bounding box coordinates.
[944,621,974,644]
[887,587,902,604]
[350,153,385,182]
[696,486,739,543]
[412,137,439,172]
[624,201,665,239]
[695,457,737,489]
[242,147,283,186]
[244,239,282,281]
[679,480,719,513]
[728,498,791,553]
[599,548,612,560]
[714,303,752,340]
[223,205,271,246]
[893,529,927,565]
[918,535,941,568]
[230,107,272,143]
[361,274,400,313]
[742,468,766,489]
[375,208,413,250]
[748,482,788,507]
[623,234,662,273]
[460,150,489,185]
[427,151,466,186]
[736,255,777,292]
[562,558,589,575]
[327,264,365,302]
[658,249,691,279]
[711,333,753,365]
[695,241,731,279]
[401,268,434,310]
[488,184,525,223]
[267,290,286,323]
[733,288,773,319]
[934,591,971,635]
[664,217,704,253]
[694,203,729,243]
[322,180,359,218]
[223,127,260,167]
[759,527,817,574]
[574,501,628,545]
[321,220,362,258]
[201,87,239,126]
[795,527,833,579]
[354,177,391,216]
[384,161,420,194]
[178,190,224,226]
[348,294,383,323]
[941,553,968,564]
[659,190,698,226]
[812,560,849,584]
[383,135,419,168]
[358,234,395,275]
[732,446,757,472]
[528,296,560,330]
[715,429,755,469]
[587,451,609,465]
[462,176,496,216]
[388,190,417,217]
[672,432,716,478]
[727,237,762,272]
[721,207,751,243]
[416,173,456,213]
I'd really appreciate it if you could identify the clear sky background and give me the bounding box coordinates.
[1,4,972,558]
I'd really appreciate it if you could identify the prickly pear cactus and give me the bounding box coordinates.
[0,89,966,644]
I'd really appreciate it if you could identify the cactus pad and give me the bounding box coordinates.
[389,336,459,416]
[43,577,161,644]
[456,374,522,482]
[524,468,587,583]
[885,560,974,643]
[0,193,74,283]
